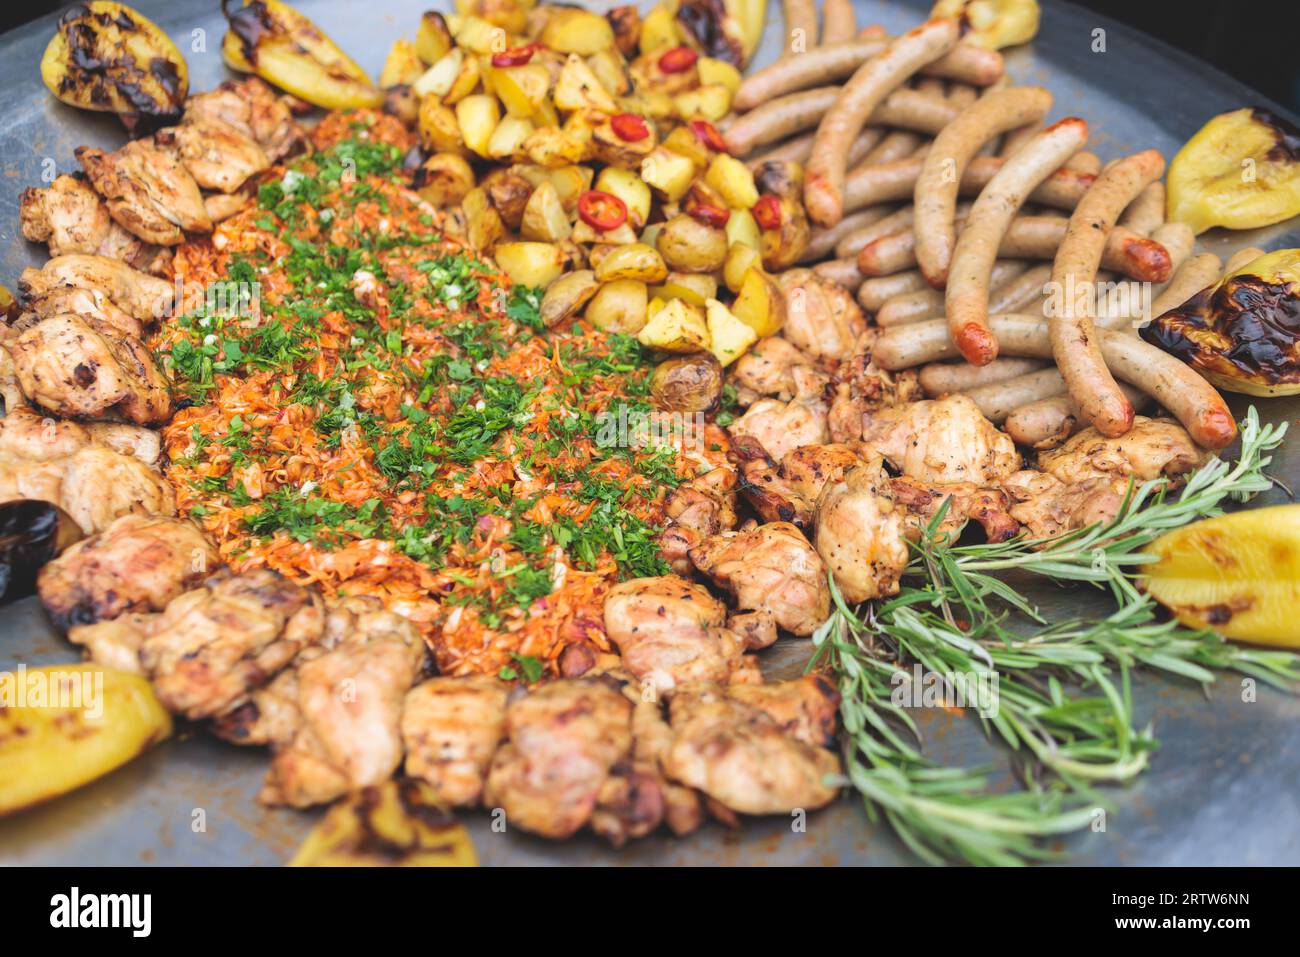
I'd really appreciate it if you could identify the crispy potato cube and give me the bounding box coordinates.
[487,114,533,159]
[457,94,500,156]
[492,63,551,117]
[723,242,762,293]
[706,297,759,366]
[732,266,785,337]
[416,11,455,64]
[0,664,171,815]
[595,167,652,228]
[463,186,505,251]
[641,147,697,202]
[705,154,760,208]
[595,243,669,283]
[639,4,681,53]
[540,9,617,55]
[380,39,424,88]
[587,279,650,333]
[637,297,711,352]
[494,242,567,289]
[521,181,572,242]
[555,54,618,113]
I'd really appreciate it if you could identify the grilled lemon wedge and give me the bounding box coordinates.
[1167,108,1300,234]
[1142,505,1300,648]
[1141,248,1300,396]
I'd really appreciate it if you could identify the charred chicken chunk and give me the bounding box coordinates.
[401,675,509,808]
[77,139,211,244]
[138,569,325,720]
[260,598,427,808]
[603,575,755,693]
[861,394,1020,485]
[36,514,217,630]
[689,522,830,637]
[483,678,633,839]
[662,683,842,816]
[814,458,911,603]
[8,313,172,425]
[1035,416,1210,486]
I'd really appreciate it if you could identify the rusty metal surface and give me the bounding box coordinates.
[1,0,1298,866]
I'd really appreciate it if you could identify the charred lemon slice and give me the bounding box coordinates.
[1167,108,1300,234]
[1142,505,1300,648]
[40,2,189,121]
[930,0,1041,50]
[221,0,381,110]
[1141,248,1300,396]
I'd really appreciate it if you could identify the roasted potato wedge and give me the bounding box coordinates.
[651,352,724,413]
[290,778,477,866]
[1167,108,1300,235]
[0,664,171,815]
[1142,505,1300,647]
[41,2,189,123]
[587,279,650,333]
[222,0,382,109]
[1141,248,1300,395]
[656,213,728,273]
[931,0,1041,50]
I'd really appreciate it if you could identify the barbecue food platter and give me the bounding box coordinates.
[1,0,1299,867]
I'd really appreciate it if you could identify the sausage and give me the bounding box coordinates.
[919,357,1046,396]
[856,270,930,311]
[800,206,894,262]
[781,0,819,53]
[965,367,1075,422]
[1004,383,1149,449]
[733,36,1004,112]
[873,313,1236,448]
[875,259,1030,326]
[1049,149,1165,436]
[856,215,1169,281]
[844,154,1095,212]
[913,86,1053,285]
[946,118,1091,364]
[805,19,960,228]
[833,205,914,259]
[1118,181,1165,236]
[821,0,857,44]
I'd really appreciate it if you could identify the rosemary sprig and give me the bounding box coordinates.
[816,408,1300,865]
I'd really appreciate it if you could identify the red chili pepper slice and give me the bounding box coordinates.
[689,203,730,228]
[577,190,628,231]
[610,112,650,142]
[689,119,728,153]
[753,195,783,230]
[658,45,699,74]
[491,44,536,67]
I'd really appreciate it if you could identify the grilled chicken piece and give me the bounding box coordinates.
[158,120,269,194]
[814,458,910,603]
[401,675,509,807]
[0,407,174,533]
[603,575,757,693]
[1037,417,1210,486]
[260,597,427,808]
[67,612,153,675]
[689,523,830,637]
[77,139,211,244]
[8,313,172,424]
[1002,470,1130,542]
[774,268,867,360]
[24,285,143,338]
[137,569,326,720]
[483,678,633,839]
[19,254,175,323]
[36,514,216,630]
[658,465,737,574]
[182,77,307,163]
[662,683,842,815]
[19,174,170,274]
[861,394,1020,485]
[730,335,821,401]
[889,476,1020,543]
[728,675,841,748]
[728,365,830,461]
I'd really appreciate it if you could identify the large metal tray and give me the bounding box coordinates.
[2,0,1298,866]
